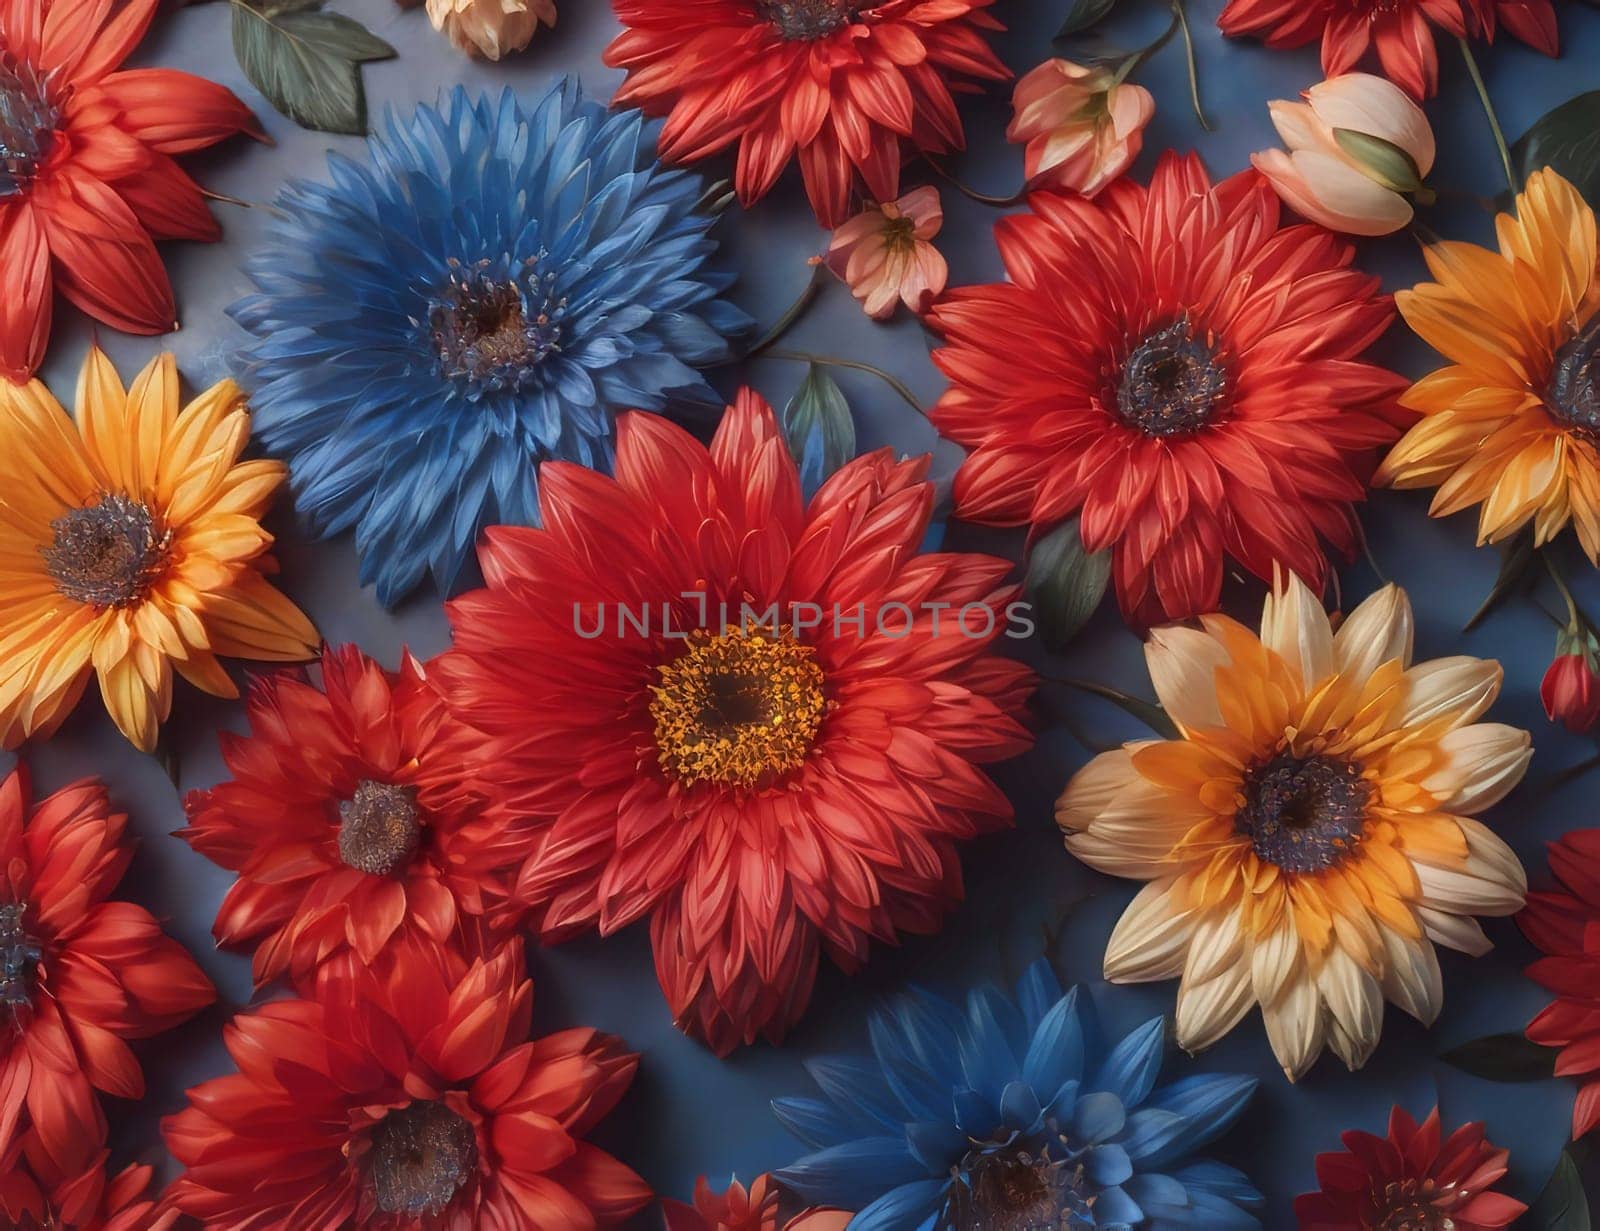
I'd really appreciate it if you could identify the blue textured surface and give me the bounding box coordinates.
[14,0,1600,1223]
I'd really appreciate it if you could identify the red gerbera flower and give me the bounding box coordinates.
[1294,1106,1525,1230]
[180,644,526,991]
[664,1174,851,1231]
[1217,0,1557,99]
[928,154,1408,628]
[434,391,1034,1054]
[1518,828,1600,1139]
[0,1127,175,1231]
[0,0,265,382]
[603,0,1010,228]
[163,938,652,1229]
[0,765,213,1163]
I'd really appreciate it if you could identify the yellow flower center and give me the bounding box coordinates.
[41,493,171,610]
[366,1100,477,1217]
[650,626,827,789]
[338,780,422,877]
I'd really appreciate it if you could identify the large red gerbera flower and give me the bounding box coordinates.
[434,391,1034,1054]
[0,765,213,1164]
[0,1126,175,1231]
[1217,0,1557,99]
[929,154,1408,628]
[180,644,525,990]
[664,1174,851,1231]
[163,938,651,1229]
[603,0,1009,228]
[1294,1106,1525,1230]
[1518,828,1600,1139]
[0,0,264,382]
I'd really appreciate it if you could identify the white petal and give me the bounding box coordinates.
[1412,837,1526,916]
[1144,625,1230,732]
[1104,881,1195,983]
[1379,925,1443,1025]
[1065,831,1174,880]
[1334,584,1414,677]
[1056,746,1146,832]
[1260,571,1334,691]
[1416,904,1492,956]
[1307,73,1436,175]
[1175,953,1257,1052]
[1317,947,1383,1071]
[1398,656,1503,729]
[1458,816,1529,898]
[1421,723,1532,814]
[1250,921,1301,1005]
[1267,98,1327,153]
[1327,1013,1380,1072]
[1261,973,1327,1082]
[1184,907,1246,985]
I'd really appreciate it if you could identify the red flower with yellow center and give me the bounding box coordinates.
[0,1127,175,1231]
[603,0,1009,227]
[180,644,528,990]
[434,391,1034,1053]
[0,765,213,1162]
[0,0,265,381]
[929,154,1409,628]
[163,939,651,1229]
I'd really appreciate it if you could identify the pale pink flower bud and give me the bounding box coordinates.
[1007,59,1155,197]
[824,187,949,321]
[426,0,556,60]
[1252,72,1437,236]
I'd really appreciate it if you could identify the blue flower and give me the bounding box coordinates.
[230,81,751,606]
[774,960,1262,1231]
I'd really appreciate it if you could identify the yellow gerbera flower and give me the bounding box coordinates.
[1377,168,1600,555]
[1056,574,1531,1081]
[0,347,319,752]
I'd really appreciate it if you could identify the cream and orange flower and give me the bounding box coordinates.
[1057,574,1531,1081]
[1377,169,1600,558]
[0,347,319,751]
[823,187,948,320]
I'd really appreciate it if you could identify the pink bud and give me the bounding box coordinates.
[824,187,949,321]
[1007,59,1155,198]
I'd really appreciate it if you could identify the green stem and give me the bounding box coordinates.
[1544,550,1585,630]
[924,156,1026,208]
[1172,0,1212,132]
[744,263,827,359]
[1458,38,1517,196]
[1114,10,1181,83]
[755,349,924,414]
[1043,675,1179,739]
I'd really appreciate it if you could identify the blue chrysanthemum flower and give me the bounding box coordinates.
[230,80,751,606]
[774,960,1263,1231]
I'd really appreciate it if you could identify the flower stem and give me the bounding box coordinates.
[923,156,1026,208]
[756,349,924,414]
[744,263,827,359]
[1544,549,1586,631]
[1172,0,1212,132]
[1114,10,1181,82]
[1458,38,1517,196]
[1042,675,1179,739]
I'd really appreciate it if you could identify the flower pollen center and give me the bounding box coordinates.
[944,1137,1092,1231]
[338,781,422,877]
[1116,318,1229,438]
[431,257,564,390]
[1235,751,1370,875]
[1545,313,1600,445]
[366,1101,477,1217]
[0,52,58,200]
[0,902,40,1034]
[1373,1178,1454,1231]
[759,0,859,39]
[42,494,171,609]
[651,627,827,789]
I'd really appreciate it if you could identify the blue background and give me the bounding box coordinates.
[13,0,1600,1223]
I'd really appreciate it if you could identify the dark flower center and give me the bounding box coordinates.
[759,0,859,39]
[1116,318,1229,438]
[944,1139,1093,1231]
[0,51,58,200]
[1545,313,1600,445]
[1372,1178,1452,1231]
[0,902,41,1034]
[430,258,565,390]
[42,494,172,609]
[651,627,827,789]
[338,781,422,876]
[1235,752,1370,874]
[367,1101,477,1217]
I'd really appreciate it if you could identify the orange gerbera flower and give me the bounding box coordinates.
[0,346,318,751]
[0,0,265,381]
[1057,574,1531,1081]
[1377,170,1600,560]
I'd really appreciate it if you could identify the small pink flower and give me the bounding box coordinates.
[824,187,949,321]
[1252,73,1436,235]
[1007,59,1155,196]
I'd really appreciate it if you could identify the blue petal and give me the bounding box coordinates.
[1021,987,1085,1097]
[1168,1160,1264,1207]
[772,1096,860,1150]
[802,1055,905,1132]
[846,1180,949,1231]
[1084,1143,1134,1188]
[1092,1184,1143,1228]
[774,1138,927,1209]
[998,1081,1044,1133]
[1071,1091,1127,1144]
[960,985,1025,1101]
[1141,1074,1259,1166]
[1013,958,1064,1030]
[1091,1017,1167,1109]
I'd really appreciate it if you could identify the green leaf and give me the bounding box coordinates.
[1462,529,1535,632]
[1025,517,1111,650]
[1057,0,1119,37]
[231,0,396,136]
[1440,1032,1561,1081]
[1050,677,1179,740]
[781,365,855,494]
[1332,128,1424,193]
[1527,1150,1592,1231]
[1514,91,1600,205]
